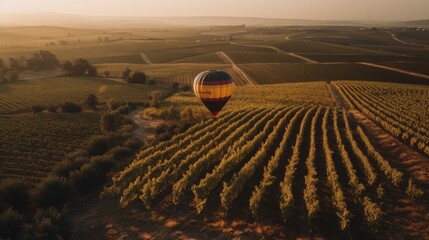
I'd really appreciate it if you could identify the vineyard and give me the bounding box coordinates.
[238,63,428,84]
[0,113,100,182]
[106,106,425,237]
[0,77,171,114]
[334,81,429,158]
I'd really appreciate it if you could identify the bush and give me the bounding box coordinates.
[70,155,115,194]
[32,105,44,113]
[53,157,88,178]
[107,146,134,160]
[107,99,122,111]
[84,94,98,110]
[32,207,71,240]
[47,105,57,113]
[149,91,164,108]
[123,137,142,150]
[90,155,115,173]
[0,208,24,240]
[115,104,133,115]
[126,71,146,84]
[61,102,82,113]
[100,111,130,132]
[87,66,98,77]
[0,179,30,212]
[36,176,72,209]
[86,135,112,156]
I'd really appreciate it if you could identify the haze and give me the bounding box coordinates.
[0,0,428,21]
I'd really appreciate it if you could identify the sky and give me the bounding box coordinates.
[0,0,428,21]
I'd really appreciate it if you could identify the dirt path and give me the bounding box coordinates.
[349,109,429,185]
[386,31,411,45]
[230,42,319,64]
[130,107,167,142]
[216,51,256,85]
[288,52,318,64]
[140,53,152,64]
[359,62,429,80]
[326,82,349,109]
[284,32,305,41]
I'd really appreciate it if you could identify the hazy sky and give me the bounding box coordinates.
[0,0,428,21]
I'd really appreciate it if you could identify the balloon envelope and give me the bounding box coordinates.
[193,70,234,117]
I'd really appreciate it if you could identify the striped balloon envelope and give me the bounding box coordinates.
[193,70,234,117]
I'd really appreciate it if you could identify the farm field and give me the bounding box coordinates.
[334,81,429,158]
[107,105,428,239]
[0,77,172,114]
[0,113,100,182]
[239,63,429,84]
[1,21,429,240]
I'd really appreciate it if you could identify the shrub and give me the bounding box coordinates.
[32,207,71,240]
[53,157,88,178]
[87,66,98,77]
[36,176,72,209]
[0,179,30,212]
[127,71,146,84]
[0,208,24,240]
[84,94,98,110]
[115,104,133,115]
[149,91,164,108]
[32,105,45,113]
[70,155,114,194]
[123,137,142,150]
[61,102,82,113]
[86,135,111,156]
[90,155,116,173]
[47,105,57,113]
[100,111,129,132]
[107,99,122,111]
[107,146,134,160]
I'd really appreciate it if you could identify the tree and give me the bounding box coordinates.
[63,61,72,74]
[127,71,147,84]
[100,111,126,132]
[0,58,4,69]
[121,68,132,82]
[26,50,60,71]
[149,91,164,107]
[104,70,110,77]
[87,65,98,77]
[61,102,82,113]
[9,57,25,70]
[64,58,96,76]
[71,58,91,76]
[84,94,98,110]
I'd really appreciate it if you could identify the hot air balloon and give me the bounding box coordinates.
[193,70,234,117]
